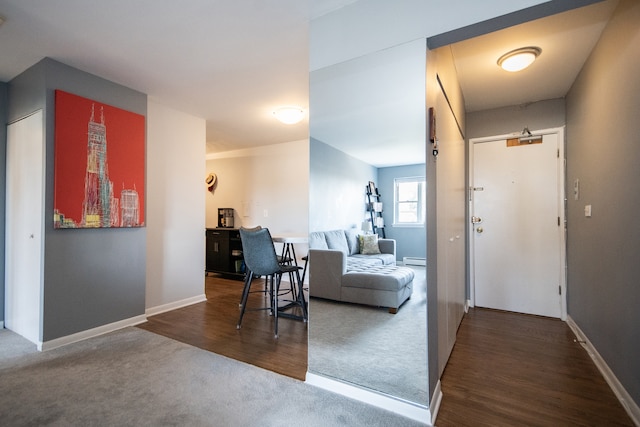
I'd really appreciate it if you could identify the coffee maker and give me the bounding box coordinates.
[217,208,234,228]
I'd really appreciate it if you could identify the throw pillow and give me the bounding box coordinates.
[345,228,360,255]
[324,229,350,254]
[359,234,381,255]
[309,231,328,250]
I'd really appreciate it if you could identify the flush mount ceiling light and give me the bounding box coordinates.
[273,106,305,124]
[497,47,541,72]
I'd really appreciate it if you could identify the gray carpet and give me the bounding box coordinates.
[308,266,428,405]
[0,327,427,427]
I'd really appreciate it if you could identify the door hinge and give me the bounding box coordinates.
[558,217,560,226]
[559,285,562,295]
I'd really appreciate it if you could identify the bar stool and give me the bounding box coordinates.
[237,228,307,338]
[238,226,295,305]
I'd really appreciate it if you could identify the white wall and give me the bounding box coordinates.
[206,140,309,262]
[146,100,206,311]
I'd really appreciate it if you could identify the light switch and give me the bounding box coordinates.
[584,205,592,217]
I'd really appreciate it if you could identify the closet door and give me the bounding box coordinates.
[5,110,44,344]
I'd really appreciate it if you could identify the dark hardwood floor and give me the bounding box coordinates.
[137,274,308,380]
[138,278,633,426]
[436,307,634,426]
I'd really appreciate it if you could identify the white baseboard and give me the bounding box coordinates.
[40,314,147,351]
[403,257,426,266]
[306,372,432,425]
[430,380,443,426]
[30,294,206,352]
[566,316,640,425]
[145,294,207,317]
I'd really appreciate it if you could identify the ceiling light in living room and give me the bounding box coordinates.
[273,106,305,124]
[497,47,541,72]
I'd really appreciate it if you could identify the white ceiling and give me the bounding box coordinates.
[0,0,347,153]
[451,0,618,112]
[0,1,618,165]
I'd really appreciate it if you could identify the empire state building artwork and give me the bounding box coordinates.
[54,90,145,229]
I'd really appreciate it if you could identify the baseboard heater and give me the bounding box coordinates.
[403,257,426,266]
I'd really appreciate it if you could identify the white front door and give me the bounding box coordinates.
[5,110,44,344]
[470,129,565,319]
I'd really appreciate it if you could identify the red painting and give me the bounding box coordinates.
[54,90,145,228]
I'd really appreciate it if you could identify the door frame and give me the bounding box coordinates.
[468,126,567,320]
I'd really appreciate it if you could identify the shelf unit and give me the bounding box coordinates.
[205,228,245,280]
[366,184,385,238]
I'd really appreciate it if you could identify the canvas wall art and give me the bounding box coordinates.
[54,90,145,228]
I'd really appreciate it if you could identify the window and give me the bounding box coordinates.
[394,177,426,226]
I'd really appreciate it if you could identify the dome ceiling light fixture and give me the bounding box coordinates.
[272,106,305,124]
[497,46,542,72]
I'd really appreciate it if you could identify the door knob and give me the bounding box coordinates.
[476,227,484,233]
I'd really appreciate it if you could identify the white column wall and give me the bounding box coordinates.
[146,100,206,311]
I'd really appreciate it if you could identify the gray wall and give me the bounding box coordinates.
[8,58,147,341]
[466,98,566,140]
[309,140,426,264]
[0,82,7,323]
[309,138,376,233]
[378,164,426,262]
[565,0,640,406]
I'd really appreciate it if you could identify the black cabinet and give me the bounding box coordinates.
[205,228,245,280]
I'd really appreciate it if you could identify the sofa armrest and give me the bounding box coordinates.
[308,249,347,301]
[378,238,396,256]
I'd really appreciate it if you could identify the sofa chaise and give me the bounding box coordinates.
[308,229,414,313]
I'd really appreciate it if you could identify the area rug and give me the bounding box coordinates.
[308,266,428,405]
[0,327,426,426]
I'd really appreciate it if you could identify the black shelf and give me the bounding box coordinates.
[205,228,245,280]
[366,185,385,238]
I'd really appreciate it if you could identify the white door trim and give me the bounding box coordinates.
[468,126,566,320]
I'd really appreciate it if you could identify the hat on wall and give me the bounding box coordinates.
[206,173,217,191]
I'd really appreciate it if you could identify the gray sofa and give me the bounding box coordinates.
[308,229,414,313]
